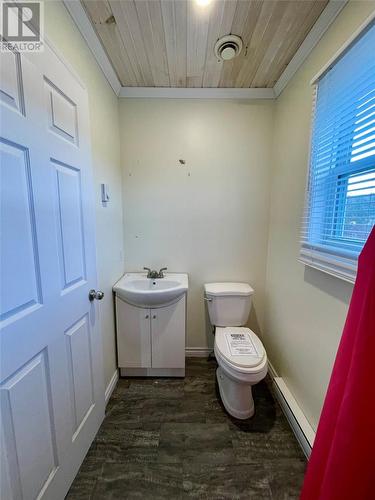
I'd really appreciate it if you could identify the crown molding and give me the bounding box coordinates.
[63,0,348,100]
[63,0,121,95]
[274,0,348,97]
[118,87,275,99]
[311,8,375,85]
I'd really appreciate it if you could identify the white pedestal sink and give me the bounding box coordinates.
[113,272,188,308]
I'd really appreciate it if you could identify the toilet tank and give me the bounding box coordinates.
[204,282,254,327]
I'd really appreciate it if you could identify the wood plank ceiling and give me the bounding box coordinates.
[82,0,329,88]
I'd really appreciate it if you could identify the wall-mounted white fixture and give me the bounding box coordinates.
[214,35,243,61]
[101,183,110,204]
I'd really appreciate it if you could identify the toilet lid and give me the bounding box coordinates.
[215,327,265,369]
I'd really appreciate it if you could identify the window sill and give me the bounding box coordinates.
[299,247,357,284]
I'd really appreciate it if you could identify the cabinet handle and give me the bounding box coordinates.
[145,314,149,319]
[152,315,156,319]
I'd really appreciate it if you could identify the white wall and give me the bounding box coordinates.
[264,0,375,430]
[44,1,124,388]
[119,99,274,349]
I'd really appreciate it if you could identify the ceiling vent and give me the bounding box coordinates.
[214,35,243,61]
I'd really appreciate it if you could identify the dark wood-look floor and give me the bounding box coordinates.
[67,358,306,499]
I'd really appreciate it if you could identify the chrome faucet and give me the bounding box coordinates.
[143,267,167,279]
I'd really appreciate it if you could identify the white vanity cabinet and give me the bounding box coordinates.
[115,295,186,377]
[116,299,152,369]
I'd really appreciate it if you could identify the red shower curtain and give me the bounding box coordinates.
[300,225,375,500]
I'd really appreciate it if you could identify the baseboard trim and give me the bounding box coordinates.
[120,367,185,377]
[104,369,119,406]
[267,361,315,458]
[185,347,213,357]
[267,360,278,380]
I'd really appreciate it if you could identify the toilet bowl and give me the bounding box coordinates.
[204,283,267,419]
[214,327,267,419]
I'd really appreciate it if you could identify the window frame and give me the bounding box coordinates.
[299,15,375,283]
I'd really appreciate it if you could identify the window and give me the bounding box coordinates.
[300,21,375,282]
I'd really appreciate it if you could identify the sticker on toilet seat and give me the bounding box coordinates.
[225,332,259,356]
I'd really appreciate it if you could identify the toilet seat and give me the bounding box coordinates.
[214,327,268,419]
[215,327,266,374]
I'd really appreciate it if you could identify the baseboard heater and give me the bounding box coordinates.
[272,376,315,459]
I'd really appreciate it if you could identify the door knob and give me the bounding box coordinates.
[89,289,104,301]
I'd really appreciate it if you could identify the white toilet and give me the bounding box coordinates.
[204,282,267,419]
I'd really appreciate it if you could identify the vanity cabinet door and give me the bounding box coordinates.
[116,298,151,368]
[151,296,186,369]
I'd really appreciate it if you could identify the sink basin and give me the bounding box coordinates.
[113,273,188,308]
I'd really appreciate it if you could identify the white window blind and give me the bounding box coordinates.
[300,21,375,283]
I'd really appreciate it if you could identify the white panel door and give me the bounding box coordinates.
[0,43,105,500]
[151,296,186,369]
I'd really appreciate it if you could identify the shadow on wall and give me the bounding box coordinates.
[304,267,354,305]
[248,307,262,339]
[204,303,214,350]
